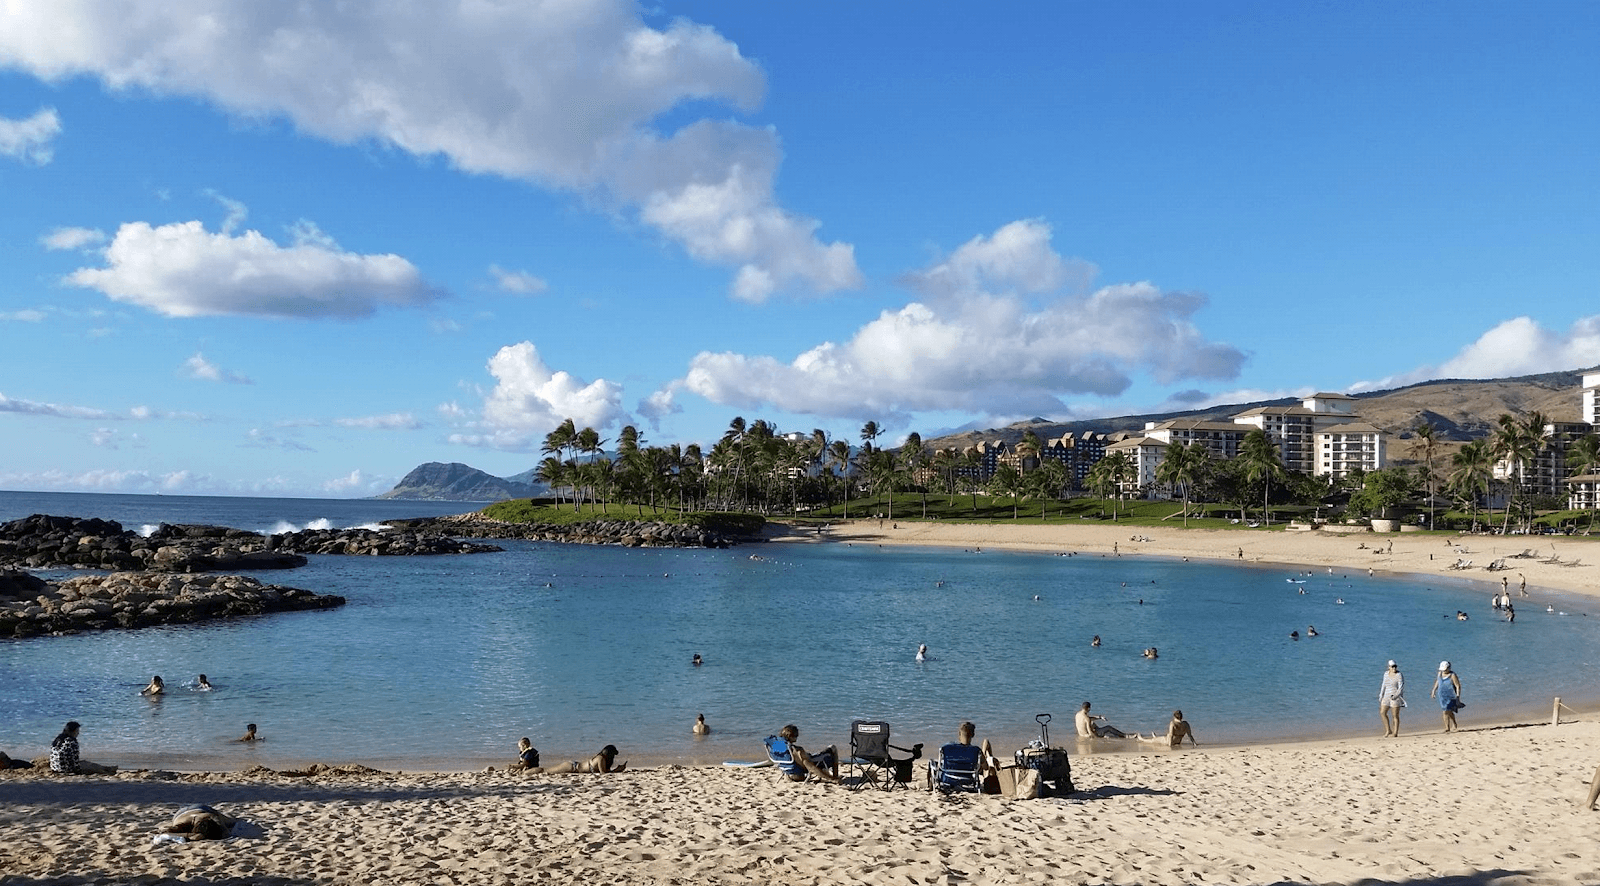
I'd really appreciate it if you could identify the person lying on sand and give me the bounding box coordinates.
[161,805,237,841]
[554,745,626,773]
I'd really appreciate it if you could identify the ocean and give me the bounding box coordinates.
[3,491,1597,771]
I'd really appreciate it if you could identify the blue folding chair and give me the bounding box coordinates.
[764,735,810,781]
[928,742,982,793]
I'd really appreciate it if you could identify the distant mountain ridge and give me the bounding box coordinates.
[926,368,1597,461]
[375,462,540,502]
[380,368,1598,499]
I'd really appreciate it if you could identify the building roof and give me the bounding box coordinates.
[1148,419,1244,432]
[1309,392,1357,400]
[1233,406,1315,417]
[1315,422,1383,435]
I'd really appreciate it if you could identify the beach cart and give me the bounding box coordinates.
[1013,713,1073,796]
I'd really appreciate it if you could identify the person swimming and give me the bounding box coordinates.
[1143,647,1158,659]
[195,674,212,691]
[236,724,259,742]
[141,675,164,696]
[1307,625,1319,637]
[916,643,928,662]
[1091,635,1101,647]
[693,714,710,735]
[692,653,703,667]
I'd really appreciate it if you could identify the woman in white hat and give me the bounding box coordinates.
[1430,661,1462,732]
[1379,660,1405,736]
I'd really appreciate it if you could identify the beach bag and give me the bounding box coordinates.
[1014,768,1040,800]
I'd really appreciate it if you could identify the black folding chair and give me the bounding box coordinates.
[848,719,922,791]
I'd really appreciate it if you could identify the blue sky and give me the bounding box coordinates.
[2,2,1598,497]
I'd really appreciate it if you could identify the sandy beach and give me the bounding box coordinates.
[5,720,1600,885]
[6,521,1600,885]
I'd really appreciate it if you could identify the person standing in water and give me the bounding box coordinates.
[1379,660,1405,736]
[141,676,164,696]
[916,644,927,662]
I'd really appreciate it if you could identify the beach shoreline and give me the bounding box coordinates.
[6,719,1600,885]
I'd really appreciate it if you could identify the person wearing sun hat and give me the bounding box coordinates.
[1379,660,1405,737]
[1430,660,1463,732]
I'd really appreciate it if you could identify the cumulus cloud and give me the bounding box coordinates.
[334,413,423,430]
[449,342,624,450]
[41,226,106,251]
[1349,315,1600,392]
[64,219,444,319]
[489,265,548,295]
[0,1,859,300]
[636,387,680,426]
[181,352,253,384]
[322,469,381,494]
[0,107,60,164]
[678,219,1246,422]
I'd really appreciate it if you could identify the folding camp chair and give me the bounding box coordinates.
[848,720,922,791]
[763,735,809,781]
[928,742,982,793]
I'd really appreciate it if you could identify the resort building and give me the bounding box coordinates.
[1585,372,1600,425]
[1232,392,1380,478]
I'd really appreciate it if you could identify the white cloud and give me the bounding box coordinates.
[181,352,253,384]
[65,219,444,319]
[206,189,248,235]
[322,469,378,493]
[637,387,680,426]
[334,413,423,430]
[1349,315,1600,393]
[0,107,60,164]
[41,226,107,251]
[489,265,548,295]
[2,309,46,322]
[678,219,1246,422]
[450,342,623,450]
[0,392,118,420]
[245,428,314,451]
[0,2,858,300]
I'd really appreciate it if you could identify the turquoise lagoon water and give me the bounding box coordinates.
[2,491,1598,771]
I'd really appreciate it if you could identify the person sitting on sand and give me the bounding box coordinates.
[1076,702,1127,739]
[777,724,839,783]
[0,750,34,770]
[48,721,116,774]
[236,723,260,742]
[693,714,711,735]
[512,737,540,770]
[1166,710,1199,748]
[161,805,237,841]
[141,675,164,696]
[196,674,212,691]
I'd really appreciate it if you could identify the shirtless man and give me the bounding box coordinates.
[1167,710,1198,748]
[1075,702,1126,738]
[235,724,260,742]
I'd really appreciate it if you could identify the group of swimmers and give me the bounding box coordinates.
[140,674,212,695]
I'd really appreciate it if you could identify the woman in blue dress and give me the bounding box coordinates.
[1430,661,1462,732]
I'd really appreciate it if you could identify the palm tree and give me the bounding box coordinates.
[865,448,905,520]
[988,464,1025,518]
[828,439,853,518]
[1414,421,1438,530]
[1566,432,1600,531]
[1031,459,1069,519]
[1239,429,1285,525]
[1015,430,1042,473]
[1491,414,1536,534]
[573,426,606,511]
[722,416,748,511]
[901,432,929,517]
[1090,451,1134,521]
[541,418,577,507]
[1448,439,1493,531]
[1155,441,1210,527]
[534,456,570,506]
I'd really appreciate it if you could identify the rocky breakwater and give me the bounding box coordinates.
[403,515,734,548]
[0,571,345,638]
[0,515,307,572]
[270,526,502,556]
